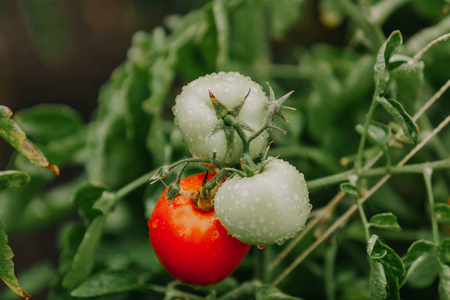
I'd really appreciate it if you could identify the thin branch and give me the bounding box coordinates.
[272,113,450,286]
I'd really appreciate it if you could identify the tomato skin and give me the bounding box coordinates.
[148,173,251,286]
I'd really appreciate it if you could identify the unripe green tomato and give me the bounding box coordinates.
[173,72,269,165]
[214,158,311,245]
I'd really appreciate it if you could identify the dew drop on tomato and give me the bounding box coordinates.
[257,245,265,250]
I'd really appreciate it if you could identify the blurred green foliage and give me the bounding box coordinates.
[1,0,450,299]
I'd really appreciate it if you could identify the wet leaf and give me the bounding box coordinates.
[70,269,140,297]
[0,106,59,175]
[0,222,31,299]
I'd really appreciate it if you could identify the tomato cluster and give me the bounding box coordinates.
[148,72,311,286]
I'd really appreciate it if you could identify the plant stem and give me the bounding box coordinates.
[324,237,337,300]
[354,94,379,175]
[269,80,450,278]
[423,168,440,245]
[116,169,158,199]
[272,113,450,286]
[308,158,450,190]
[355,197,370,241]
[413,32,450,63]
[213,0,229,70]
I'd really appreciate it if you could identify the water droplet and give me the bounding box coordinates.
[257,245,265,250]
[267,202,273,208]
[188,109,193,114]
[250,219,256,228]
[278,182,288,189]
[215,83,221,88]
[242,189,249,196]
[224,88,230,93]
[255,196,261,202]
[226,76,235,82]
[259,216,265,222]
[293,193,299,200]
[237,221,244,229]
[199,102,205,107]
[234,183,241,190]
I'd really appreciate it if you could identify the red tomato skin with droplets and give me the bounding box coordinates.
[148,173,251,286]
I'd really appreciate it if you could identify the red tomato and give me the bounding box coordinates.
[148,173,251,286]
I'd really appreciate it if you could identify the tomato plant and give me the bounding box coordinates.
[148,172,251,286]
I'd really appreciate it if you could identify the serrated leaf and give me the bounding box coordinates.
[439,263,450,300]
[434,203,450,223]
[256,285,304,300]
[0,106,59,175]
[374,31,402,94]
[355,123,390,153]
[70,269,140,297]
[377,97,418,144]
[369,213,401,231]
[0,222,31,299]
[402,240,438,288]
[341,183,360,199]
[0,171,30,190]
[367,235,405,300]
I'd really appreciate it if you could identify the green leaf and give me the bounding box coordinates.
[439,263,450,300]
[256,285,304,300]
[62,190,115,290]
[369,213,401,231]
[0,261,55,300]
[72,185,108,223]
[441,239,450,264]
[367,235,405,300]
[374,30,402,94]
[341,183,360,199]
[391,60,424,105]
[0,221,30,299]
[14,104,83,144]
[0,106,12,121]
[434,203,450,223]
[355,123,390,153]
[402,240,439,288]
[0,171,30,190]
[62,215,107,290]
[70,269,140,297]
[377,97,418,144]
[0,106,59,175]
[268,0,306,38]
[369,259,387,300]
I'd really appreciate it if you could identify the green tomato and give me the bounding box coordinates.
[173,72,269,165]
[214,158,311,245]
